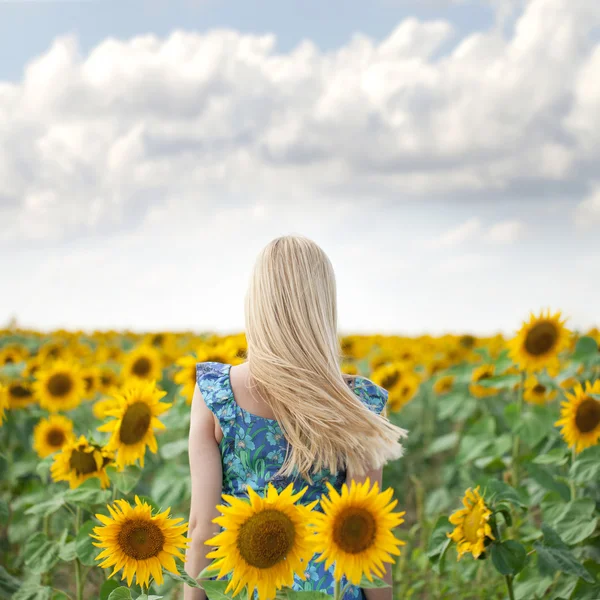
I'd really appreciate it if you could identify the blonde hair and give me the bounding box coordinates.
[244,235,407,482]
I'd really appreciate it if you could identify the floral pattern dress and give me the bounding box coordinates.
[196,361,389,600]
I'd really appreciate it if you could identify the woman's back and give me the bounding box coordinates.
[195,360,389,599]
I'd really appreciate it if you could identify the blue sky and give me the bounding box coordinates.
[1,0,599,335]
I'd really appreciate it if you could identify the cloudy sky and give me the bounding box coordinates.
[1,0,598,336]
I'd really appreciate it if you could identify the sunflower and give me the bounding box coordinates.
[555,380,600,453]
[33,415,75,458]
[51,434,113,489]
[447,486,494,559]
[196,343,237,366]
[92,496,190,588]
[371,363,420,411]
[311,478,404,586]
[6,379,36,409]
[508,310,571,373]
[469,365,499,398]
[97,379,171,469]
[205,483,317,600]
[97,368,120,394]
[93,397,121,420]
[174,354,198,405]
[80,366,101,398]
[433,375,454,395]
[122,345,163,382]
[0,344,28,366]
[341,362,359,376]
[0,383,8,425]
[523,376,557,405]
[33,360,86,412]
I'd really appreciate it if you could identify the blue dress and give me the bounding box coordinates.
[196,361,389,600]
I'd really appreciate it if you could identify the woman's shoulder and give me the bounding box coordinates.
[351,375,389,415]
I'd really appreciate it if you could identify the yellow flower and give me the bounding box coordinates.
[33,415,74,458]
[51,435,113,489]
[33,360,86,413]
[371,363,420,411]
[174,354,198,405]
[448,486,494,559]
[92,496,190,588]
[0,383,8,425]
[93,397,121,420]
[469,365,499,398]
[311,478,405,585]
[433,375,455,395]
[80,366,101,398]
[341,362,359,376]
[122,345,163,382]
[523,376,557,405]
[508,310,570,373]
[205,483,317,600]
[0,344,29,366]
[555,380,600,453]
[6,379,36,409]
[97,379,171,469]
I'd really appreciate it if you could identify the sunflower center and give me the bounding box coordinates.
[84,376,94,392]
[575,398,600,433]
[119,402,152,445]
[476,371,492,382]
[460,335,476,349]
[332,507,377,554]
[118,519,165,560]
[4,356,14,364]
[532,384,546,395]
[69,449,98,475]
[47,373,73,398]
[381,372,400,389]
[524,322,558,357]
[151,334,164,347]
[463,505,484,543]
[10,384,32,398]
[237,509,296,568]
[47,428,66,447]
[132,357,152,377]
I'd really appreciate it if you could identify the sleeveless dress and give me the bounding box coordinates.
[195,361,389,600]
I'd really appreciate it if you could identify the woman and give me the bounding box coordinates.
[184,235,407,600]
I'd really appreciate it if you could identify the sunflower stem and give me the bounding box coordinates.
[334,578,341,600]
[511,372,525,487]
[570,446,577,500]
[504,575,516,600]
[74,507,83,600]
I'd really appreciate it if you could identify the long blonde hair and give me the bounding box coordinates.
[244,235,407,481]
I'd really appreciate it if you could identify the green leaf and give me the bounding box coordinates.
[286,593,332,600]
[24,494,65,517]
[571,336,598,360]
[515,407,556,448]
[570,445,600,484]
[491,540,527,576]
[12,583,53,600]
[542,499,597,545]
[425,432,458,456]
[0,499,8,525]
[165,561,201,588]
[474,374,521,389]
[23,533,60,573]
[533,524,594,583]
[0,565,21,598]
[569,560,600,599]
[136,596,163,600]
[486,479,528,508]
[533,448,568,466]
[107,589,134,600]
[64,486,111,508]
[76,520,99,566]
[358,575,390,589]
[110,465,143,494]
[58,540,77,562]
[525,464,571,501]
[197,563,222,580]
[199,580,232,600]
[159,438,189,460]
[100,579,121,600]
[427,516,453,559]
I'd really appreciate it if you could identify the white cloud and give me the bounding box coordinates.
[486,219,525,243]
[426,217,482,248]
[0,0,599,245]
[574,186,600,228]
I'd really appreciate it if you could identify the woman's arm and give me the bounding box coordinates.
[184,383,223,600]
[345,466,393,600]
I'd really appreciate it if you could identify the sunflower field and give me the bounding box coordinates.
[1,311,600,600]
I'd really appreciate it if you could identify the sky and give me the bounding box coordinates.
[1,0,599,337]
